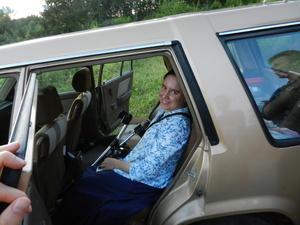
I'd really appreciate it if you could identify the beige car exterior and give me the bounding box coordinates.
[0,1,299,225]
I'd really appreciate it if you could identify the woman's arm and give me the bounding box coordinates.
[100,157,131,173]
[128,116,190,182]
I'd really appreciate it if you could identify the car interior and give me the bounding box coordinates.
[0,54,200,225]
[0,77,16,146]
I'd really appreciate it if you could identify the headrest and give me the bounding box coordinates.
[36,86,63,125]
[72,68,92,92]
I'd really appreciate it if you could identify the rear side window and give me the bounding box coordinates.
[100,61,132,84]
[38,67,81,93]
[221,24,300,145]
[0,77,16,103]
[0,75,16,145]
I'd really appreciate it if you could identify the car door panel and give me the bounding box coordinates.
[99,71,133,134]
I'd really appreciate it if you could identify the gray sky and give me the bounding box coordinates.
[0,0,45,19]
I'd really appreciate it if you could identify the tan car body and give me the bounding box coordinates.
[0,1,300,225]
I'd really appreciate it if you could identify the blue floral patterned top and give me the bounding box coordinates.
[114,107,191,189]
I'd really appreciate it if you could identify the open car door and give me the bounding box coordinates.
[97,61,133,134]
[0,72,37,221]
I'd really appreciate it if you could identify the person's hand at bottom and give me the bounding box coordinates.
[0,142,32,225]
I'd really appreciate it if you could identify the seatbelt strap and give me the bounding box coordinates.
[146,112,191,131]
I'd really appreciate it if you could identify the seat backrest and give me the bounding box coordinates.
[33,85,67,211]
[174,123,196,173]
[66,68,92,153]
[24,182,53,225]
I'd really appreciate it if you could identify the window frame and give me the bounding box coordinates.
[23,41,216,145]
[218,22,300,147]
[0,68,26,138]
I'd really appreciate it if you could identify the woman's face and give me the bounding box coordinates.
[159,75,186,112]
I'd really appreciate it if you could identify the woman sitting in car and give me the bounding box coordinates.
[55,70,191,225]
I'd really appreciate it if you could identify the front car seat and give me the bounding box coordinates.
[33,85,67,211]
[66,68,92,154]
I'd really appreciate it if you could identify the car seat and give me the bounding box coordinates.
[66,68,92,154]
[33,85,67,211]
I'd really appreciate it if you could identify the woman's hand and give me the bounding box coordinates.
[0,142,32,225]
[100,157,130,173]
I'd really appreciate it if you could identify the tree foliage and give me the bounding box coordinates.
[0,0,262,46]
[41,0,159,35]
[147,0,199,19]
[0,8,44,44]
[0,8,14,44]
[42,0,89,35]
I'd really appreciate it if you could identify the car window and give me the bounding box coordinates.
[101,62,122,83]
[122,61,132,75]
[98,57,167,119]
[223,27,300,142]
[97,56,167,133]
[100,61,132,84]
[0,77,11,102]
[38,67,81,93]
[130,56,167,117]
[0,78,5,89]
[0,76,16,145]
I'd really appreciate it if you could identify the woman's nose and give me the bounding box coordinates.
[161,90,169,98]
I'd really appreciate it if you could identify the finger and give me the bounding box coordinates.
[100,162,110,170]
[100,163,107,169]
[0,183,26,203]
[0,142,20,153]
[0,196,31,225]
[0,151,26,169]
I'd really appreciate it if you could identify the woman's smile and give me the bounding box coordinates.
[159,74,186,112]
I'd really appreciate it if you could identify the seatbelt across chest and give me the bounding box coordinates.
[146,112,191,131]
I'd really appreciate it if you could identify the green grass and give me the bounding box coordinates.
[0,78,5,88]
[38,68,78,93]
[129,56,167,117]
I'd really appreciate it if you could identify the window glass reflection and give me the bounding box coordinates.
[226,30,300,140]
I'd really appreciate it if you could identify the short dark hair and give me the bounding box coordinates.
[268,50,300,74]
[163,69,175,79]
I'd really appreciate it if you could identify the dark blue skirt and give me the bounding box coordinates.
[56,166,163,225]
